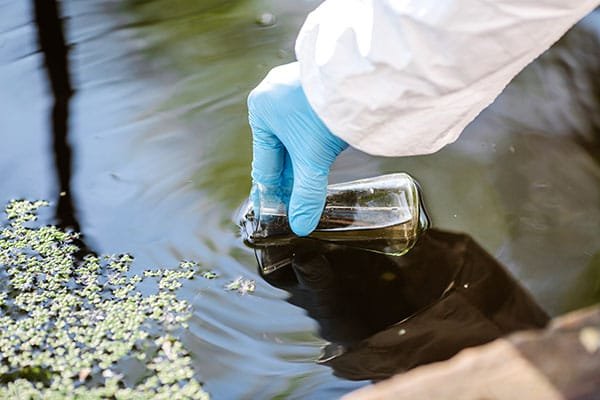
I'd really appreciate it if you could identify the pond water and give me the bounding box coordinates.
[1,1,599,399]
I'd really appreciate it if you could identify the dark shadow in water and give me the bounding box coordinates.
[33,0,90,256]
[260,230,549,381]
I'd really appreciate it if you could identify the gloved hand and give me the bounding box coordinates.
[248,62,348,236]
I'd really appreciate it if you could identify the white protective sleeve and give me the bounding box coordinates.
[295,0,599,156]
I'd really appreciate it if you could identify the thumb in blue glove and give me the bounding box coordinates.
[247,62,348,236]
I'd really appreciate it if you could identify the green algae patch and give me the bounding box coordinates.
[0,200,209,399]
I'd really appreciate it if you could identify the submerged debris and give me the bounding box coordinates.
[255,12,276,27]
[0,200,209,399]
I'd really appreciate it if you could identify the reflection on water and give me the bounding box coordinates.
[31,0,93,259]
[261,230,549,381]
[0,0,599,398]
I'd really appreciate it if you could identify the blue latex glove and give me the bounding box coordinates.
[248,62,348,236]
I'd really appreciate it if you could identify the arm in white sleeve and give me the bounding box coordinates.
[295,0,599,156]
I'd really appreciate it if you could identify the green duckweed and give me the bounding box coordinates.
[0,200,210,399]
[225,277,256,295]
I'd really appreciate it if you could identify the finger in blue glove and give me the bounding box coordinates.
[248,62,348,236]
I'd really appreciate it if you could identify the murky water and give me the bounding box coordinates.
[1,1,599,398]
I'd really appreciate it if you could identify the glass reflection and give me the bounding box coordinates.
[259,229,549,381]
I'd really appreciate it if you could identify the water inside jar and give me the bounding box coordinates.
[237,173,430,267]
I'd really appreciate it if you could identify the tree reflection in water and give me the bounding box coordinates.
[33,0,92,258]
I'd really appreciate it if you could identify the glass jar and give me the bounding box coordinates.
[238,173,430,271]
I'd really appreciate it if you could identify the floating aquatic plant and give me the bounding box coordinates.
[0,200,209,399]
[225,277,256,295]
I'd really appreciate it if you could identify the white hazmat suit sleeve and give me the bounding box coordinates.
[295,0,599,157]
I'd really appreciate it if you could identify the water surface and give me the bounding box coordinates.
[1,1,599,398]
